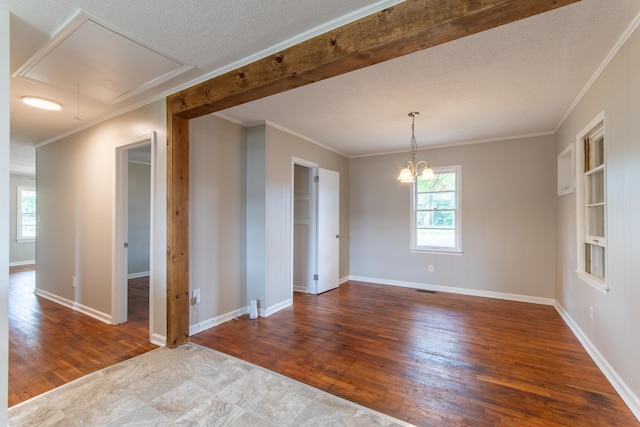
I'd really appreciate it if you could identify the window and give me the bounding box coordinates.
[17,186,36,241]
[576,113,607,292]
[411,165,461,252]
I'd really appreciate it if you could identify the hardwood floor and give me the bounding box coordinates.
[8,265,157,407]
[192,281,639,426]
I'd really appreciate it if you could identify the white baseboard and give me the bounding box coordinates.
[263,298,292,317]
[554,302,640,421]
[293,285,307,293]
[189,306,249,336]
[34,288,112,324]
[339,276,350,285]
[127,271,150,279]
[150,333,166,347]
[347,275,555,306]
[9,260,35,267]
[188,298,293,336]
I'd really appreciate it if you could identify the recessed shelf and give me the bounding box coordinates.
[558,144,574,196]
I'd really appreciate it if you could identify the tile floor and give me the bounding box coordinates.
[8,343,412,426]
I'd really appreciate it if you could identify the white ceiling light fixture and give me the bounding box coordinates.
[397,112,434,183]
[21,96,62,111]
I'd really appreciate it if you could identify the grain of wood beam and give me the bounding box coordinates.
[166,0,580,119]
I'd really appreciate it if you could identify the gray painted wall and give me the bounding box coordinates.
[349,135,557,299]
[263,124,350,310]
[36,100,167,340]
[190,114,247,325]
[127,161,150,276]
[556,23,640,407]
[9,173,36,265]
[190,117,350,323]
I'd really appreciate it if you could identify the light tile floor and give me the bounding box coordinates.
[8,343,412,426]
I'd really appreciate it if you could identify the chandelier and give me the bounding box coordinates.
[397,112,434,183]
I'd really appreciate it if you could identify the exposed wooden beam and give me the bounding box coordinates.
[166,114,190,348]
[165,0,580,347]
[167,0,579,119]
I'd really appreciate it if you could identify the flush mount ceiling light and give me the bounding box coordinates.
[397,112,435,183]
[21,96,62,111]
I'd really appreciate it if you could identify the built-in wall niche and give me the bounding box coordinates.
[557,144,574,196]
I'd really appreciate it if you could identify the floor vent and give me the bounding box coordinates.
[417,289,437,294]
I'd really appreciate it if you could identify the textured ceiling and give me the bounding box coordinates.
[6,0,640,159]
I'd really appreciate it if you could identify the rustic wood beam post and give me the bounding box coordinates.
[165,0,579,346]
[166,114,190,348]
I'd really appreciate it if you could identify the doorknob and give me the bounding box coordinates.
[336,234,340,238]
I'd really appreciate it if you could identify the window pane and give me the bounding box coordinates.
[417,211,455,228]
[21,190,36,213]
[586,135,604,171]
[22,226,36,238]
[587,170,604,204]
[18,188,37,239]
[416,192,456,209]
[417,173,455,192]
[587,205,605,238]
[417,229,455,248]
[585,243,605,278]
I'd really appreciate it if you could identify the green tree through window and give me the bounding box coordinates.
[413,167,460,251]
[18,186,36,240]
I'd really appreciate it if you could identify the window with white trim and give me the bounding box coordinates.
[411,165,461,252]
[17,186,36,241]
[576,114,607,291]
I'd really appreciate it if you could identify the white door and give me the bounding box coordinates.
[315,168,340,294]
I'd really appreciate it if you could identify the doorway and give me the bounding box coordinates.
[292,159,340,295]
[293,163,316,293]
[113,133,156,340]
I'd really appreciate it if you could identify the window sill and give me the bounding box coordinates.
[16,238,35,243]
[411,249,462,256]
[575,270,609,295]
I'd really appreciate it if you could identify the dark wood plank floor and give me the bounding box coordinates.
[8,265,157,407]
[192,281,639,426]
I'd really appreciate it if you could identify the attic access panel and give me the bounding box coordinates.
[14,13,192,104]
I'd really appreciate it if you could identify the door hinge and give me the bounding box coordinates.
[124,242,128,248]
[314,274,318,280]
[314,175,319,182]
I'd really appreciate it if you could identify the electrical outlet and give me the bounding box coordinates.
[72,276,76,288]
[589,306,594,323]
[428,265,434,273]
[192,289,201,305]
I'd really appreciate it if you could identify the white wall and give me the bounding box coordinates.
[349,135,557,300]
[1,7,10,425]
[127,161,151,276]
[556,23,640,416]
[189,114,247,329]
[36,100,167,340]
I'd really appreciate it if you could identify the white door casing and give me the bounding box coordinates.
[112,132,155,334]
